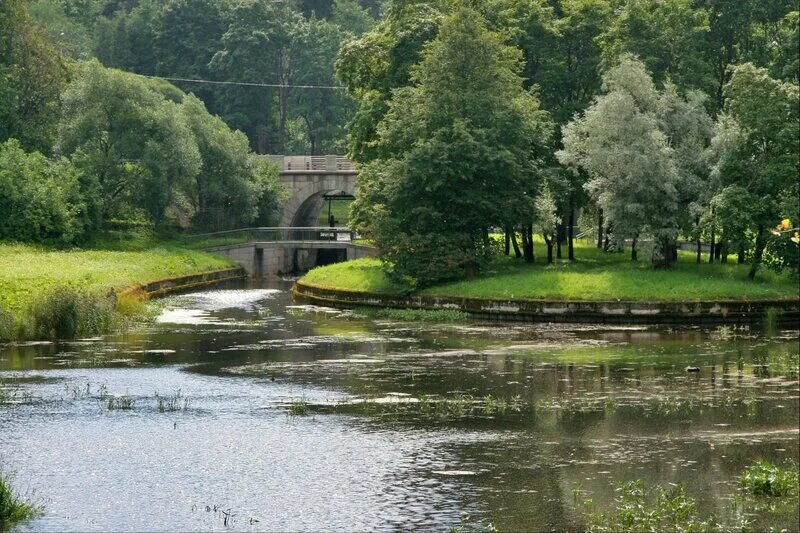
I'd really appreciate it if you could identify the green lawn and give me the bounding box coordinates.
[302,240,799,302]
[0,242,233,315]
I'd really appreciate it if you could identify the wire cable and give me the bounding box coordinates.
[143,75,346,90]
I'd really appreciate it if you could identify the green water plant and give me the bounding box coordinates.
[740,460,799,497]
[155,390,189,412]
[0,470,40,529]
[107,395,135,410]
[586,480,718,532]
[288,398,310,416]
[352,307,470,323]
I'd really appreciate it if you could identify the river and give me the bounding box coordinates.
[1,282,798,531]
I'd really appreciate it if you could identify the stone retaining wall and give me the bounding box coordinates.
[294,280,800,326]
[119,267,247,299]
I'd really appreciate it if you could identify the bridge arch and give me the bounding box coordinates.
[272,156,357,228]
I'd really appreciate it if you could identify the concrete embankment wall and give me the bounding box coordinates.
[294,280,800,326]
[119,267,247,299]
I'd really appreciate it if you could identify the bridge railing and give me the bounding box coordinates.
[181,227,357,248]
[267,155,355,172]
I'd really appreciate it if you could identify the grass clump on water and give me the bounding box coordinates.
[106,395,135,410]
[585,480,718,532]
[0,470,40,529]
[288,398,309,416]
[352,306,469,322]
[155,390,189,412]
[740,460,799,497]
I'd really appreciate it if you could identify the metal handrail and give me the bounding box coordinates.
[182,227,357,246]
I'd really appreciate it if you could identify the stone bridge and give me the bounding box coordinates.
[195,227,375,278]
[268,155,358,227]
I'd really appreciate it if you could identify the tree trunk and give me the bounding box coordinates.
[696,238,702,263]
[748,226,766,280]
[568,206,575,261]
[522,225,534,263]
[738,244,745,264]
[504,227,511,256]
[709,209,715,263]
[597,208,604,249]
[721,243,728,263]
[603,223,612,251]
[544,235,553,263]
[715,242,722,261]
[279,85,288,154]
[631,237,638,261]
[511,229,522,259]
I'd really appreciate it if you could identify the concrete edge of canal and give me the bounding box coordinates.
[293,279,800,326]
[118,266,248,300]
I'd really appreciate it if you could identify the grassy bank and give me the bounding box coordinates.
[0,241,232,340]
[302,241,799,302]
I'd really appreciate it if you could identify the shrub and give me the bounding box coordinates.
[0,139,87,244]
[28,286,119,340]
[740,460,799,497]
[0,469,39,529]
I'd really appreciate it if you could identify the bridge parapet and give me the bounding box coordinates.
[183,227,357,248]
[268,155,356,172]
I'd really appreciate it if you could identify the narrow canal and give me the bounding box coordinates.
[1,282,798,531]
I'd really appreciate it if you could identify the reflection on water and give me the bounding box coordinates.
[1,282,798,531]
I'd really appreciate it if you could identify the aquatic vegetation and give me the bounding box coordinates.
[155,390,189,412]
[288,398,310,416]
[740,460,799,497]
[106,395,135,410]
[352,307,470,323]
[585,480,718,532]
[0,469,40,529]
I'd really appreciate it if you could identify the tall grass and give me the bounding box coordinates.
[0,470,39,529]
[28,286,120,340]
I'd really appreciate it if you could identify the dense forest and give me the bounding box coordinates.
[0,0,798,282]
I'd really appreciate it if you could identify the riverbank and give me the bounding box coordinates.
[0,242,236,340]
[297,243,800,324]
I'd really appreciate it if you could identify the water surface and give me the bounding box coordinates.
[1,282,798,531]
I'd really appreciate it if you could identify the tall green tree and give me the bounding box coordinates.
[336,0,444,161]
[600,0,713,95]
[211,0,306,153]
[710,63,799,278]
[56,60,201,225]
[559,56,696,266]
[180,95,283,229]
[351,4,553,283]
[0,0,67,152]
[0,139,87,244]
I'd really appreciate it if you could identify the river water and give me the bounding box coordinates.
[1,282,798,532]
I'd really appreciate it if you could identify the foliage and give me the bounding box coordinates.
[350,5,553,284]
[0,139,88,244]
[0,0,67,152]
[586,480,717,532]
[0,469,39,530]
[559,56,713,267]
[710,63,799,279]
[55,60,283,231]
[740,460,799,497]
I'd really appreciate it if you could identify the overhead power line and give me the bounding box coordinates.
[144,75,346,90]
